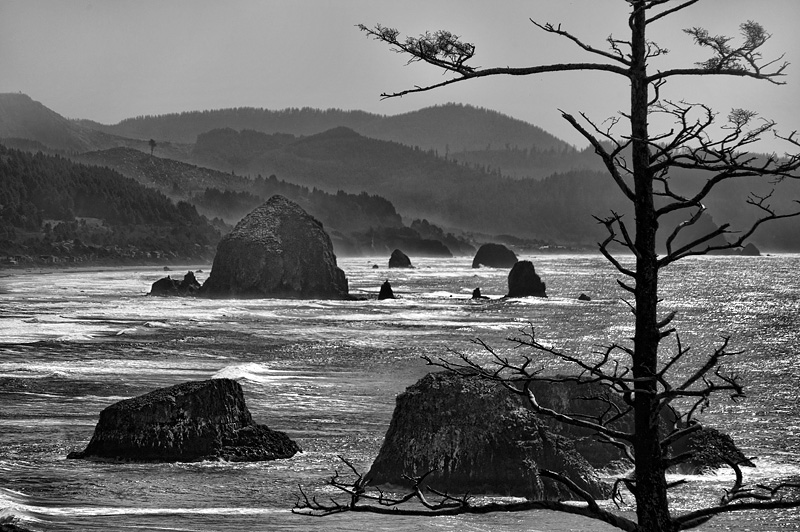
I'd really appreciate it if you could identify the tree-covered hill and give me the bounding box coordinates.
[357,103,571,155]
[79,107,379,144]
[191,126,800,251]
[74,146,406,235]
[0,93,162,155]
[0,144,221,264]
[79,102,575,160]
[192,126,622,244]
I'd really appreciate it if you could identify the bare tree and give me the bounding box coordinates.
[295,2,800,530]
[149,138,157,157]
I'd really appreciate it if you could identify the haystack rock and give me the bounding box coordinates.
[472,243,517,268]
[507,260,547,297]
[366,372,607,500]
[67,379,300,462]
[388,249,413,268]
[201,195,348,298]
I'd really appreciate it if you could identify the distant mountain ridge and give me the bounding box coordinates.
[76,102,572,155]
[3,92,799,252]
[0,93,150,153]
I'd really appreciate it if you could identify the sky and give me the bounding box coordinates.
[2,0,799,153]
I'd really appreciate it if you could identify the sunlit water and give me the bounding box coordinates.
[1,255,799,531]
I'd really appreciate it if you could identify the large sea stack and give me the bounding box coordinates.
[366,372,751,499]
[201,195,348,298]
[507,260,547,297]
[366,372,607,500]
[388,248,413,268]
[472,243,517,268]
[67,379,300,462]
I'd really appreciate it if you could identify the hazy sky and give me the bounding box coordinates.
[2,0,799,152]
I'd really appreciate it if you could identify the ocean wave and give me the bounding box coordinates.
[211,362,309,383]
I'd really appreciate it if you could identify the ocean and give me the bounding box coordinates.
[1,255,799,531]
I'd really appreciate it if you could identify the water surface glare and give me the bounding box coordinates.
[1,255,799,531]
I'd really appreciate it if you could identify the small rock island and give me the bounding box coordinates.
[67,378,300,462]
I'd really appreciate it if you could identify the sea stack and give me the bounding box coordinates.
[506,260,547,297]
[201,195,348,298]
[472,243,517,268]
[67,379,300,462]
[366,372,606,500]
[388,249,413,268]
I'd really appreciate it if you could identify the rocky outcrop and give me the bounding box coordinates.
[472,243,517,268]
[578,293,592,301]
[366,372,607,500]
[378,280,396,300]
[201,195,348,299]
[366,372,751,499]
[67,379,300,462]
[471,287,489,300]
[388,249,413,268]
[740,243,761,256]
[149,271,201,296]
[507,260,547,297]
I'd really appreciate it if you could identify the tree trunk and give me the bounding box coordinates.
[629,3,672,531]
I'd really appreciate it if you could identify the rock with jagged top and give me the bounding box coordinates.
[507,260,547,297]
[149,271,201,296]
[201,195,348,298]
[67,379,300,462]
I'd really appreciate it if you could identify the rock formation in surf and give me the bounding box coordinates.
[366,371,751,499]
[506,260,547,297]
[378,280,396,300]
[388,249,413,268]
[472,243,517,268]
[200,195,348,299]
[67,378,300,462]
[149,271,201,296]
[366,371,607,500]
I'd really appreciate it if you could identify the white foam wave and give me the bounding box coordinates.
[211,363,308,383]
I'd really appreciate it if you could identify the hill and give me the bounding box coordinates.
[191,126,618,244]
[78,102,575,158]
[72,146,470,257]
[0,144,221,265]
[0,93,154,154]
[74,145,406,232]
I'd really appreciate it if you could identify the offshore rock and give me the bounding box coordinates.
[388,249,413,268]
[378,280,396,300]
[149,271,201,296]
[507,260,547,297]
[471,287,489,300]
[472,243,517,268]
[67,379,300,462]
[740,242,761,256]
[366,372,607,500]
[366,373,750,499]
[201,195,348,298]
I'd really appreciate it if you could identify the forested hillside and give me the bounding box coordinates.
[192,126,626,244]
[71,146,471,257]
[79,102,574,159]
[190,126,800,250]
[4,93,798,253]
[0,144,221,264]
